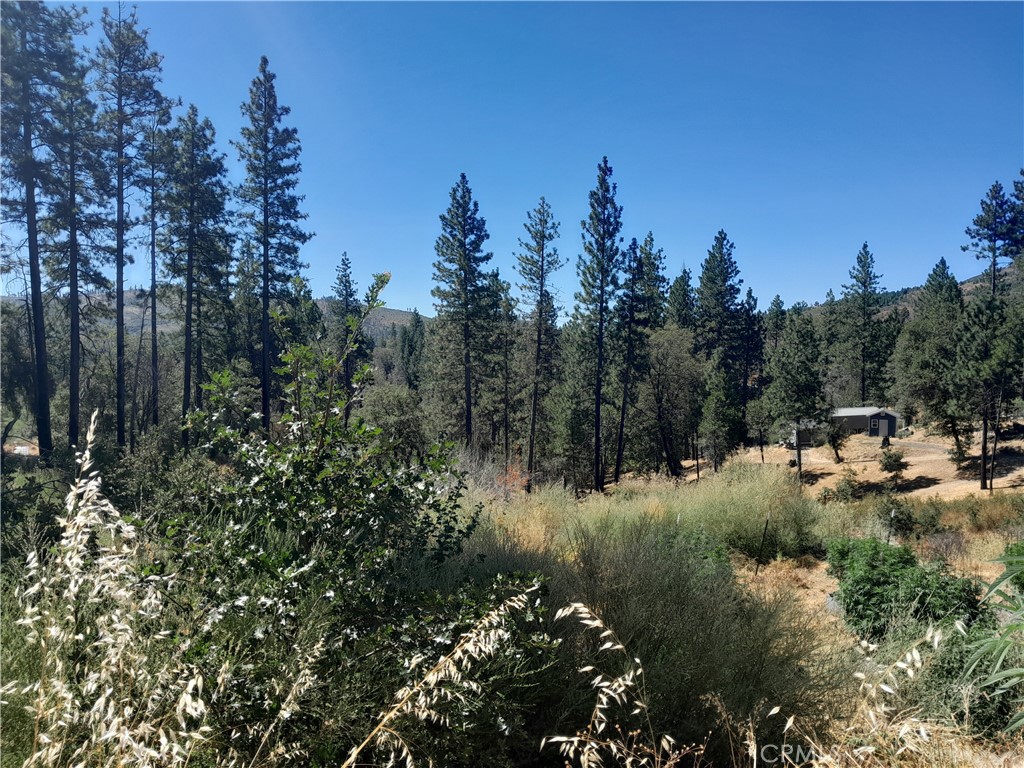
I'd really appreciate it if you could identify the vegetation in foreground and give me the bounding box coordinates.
[3,348,1024,767]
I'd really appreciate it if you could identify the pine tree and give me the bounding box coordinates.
[892,258,971,461]
[693,230,746,452]
[693,230,743,361]
[612,232,667,482]
[667,265,695,330]
[699,349,743,472]
[331,252,369,425]
[840,242,885,405]
[641,325,703,477]
[94,4,164,448]
[430,173,493,448]
[139,103,174,433]
[575,157,624,491]
[962,181,1022,297]
[235,55,312,431]
[1,1,85,458]
[398,309,426,390]
[515,196,562,490]
[164,105,231,447]
[765,308,824,482]
[738,287,762,418]
[39,25,109,449]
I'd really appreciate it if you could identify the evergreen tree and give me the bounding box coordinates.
[956,295,1023,491]
[641,325,703,477]
[840,242,885,405]
[163,105,231,447]
[962,181,1022,297]
[760,294,787,394]
[398,309,426,390]
[892,258,971,460]
[551,318,593,492]
[139,102,174,433]
[693,229,743,361]
[515,196,562,491]
[331,252,370,425]
[699,349,743,472]
[667,265,695,330]
[738,287,762,416]
[765,308,824,482]
[1,1,85,458]
[575,156,624,491]
[693,230,746,452]
[430,173,493,448]
[39,26,110,448]
[235,55,312,431]
[93,4,164,447]
[612,232,667,482]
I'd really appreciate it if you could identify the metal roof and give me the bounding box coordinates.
[832,407,900,418]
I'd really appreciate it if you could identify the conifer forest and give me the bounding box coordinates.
[3,4,1024,767]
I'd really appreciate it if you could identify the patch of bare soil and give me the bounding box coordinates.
[738,428,1024,501]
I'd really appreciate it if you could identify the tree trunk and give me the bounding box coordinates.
[22,72,52,459]
[980,407,989,490]
[150,165,159,429]
[68,132,81,448]
[130,299,147,453]
[796,439,803,484]
[525,304,543,493]
[989,393,1001,494]
[116,88,127,448]
[594,303,605,492]
[261,178,271,431]
[195,288,204,411]
[182,221,195,449]
[463,315,472,448]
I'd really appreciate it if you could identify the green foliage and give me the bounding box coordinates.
[1004,541,1024,594]
[551,515,852,764]
[827,537,988,641]
[873,491,915,540]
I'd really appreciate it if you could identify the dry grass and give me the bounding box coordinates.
[741,429,1024,501]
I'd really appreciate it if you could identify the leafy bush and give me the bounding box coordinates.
[873,492,916,540]
[827,537,988,641]
[1004,540,1024,593]
[550,515,853,764]
[655,463,822,561]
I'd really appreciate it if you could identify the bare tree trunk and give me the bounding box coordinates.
[150,167,159,429]
[980,407,989,491]
[525,306,543,493]
[989,393,1002,494]
[130,298,148,453]
[22,68,52,459]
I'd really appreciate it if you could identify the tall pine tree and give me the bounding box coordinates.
[515,196,562,491]
[430,173,493,448]
[575,157,623,491]
[839,242,885,405]
[164,105,231,447]
[236,55,312,430]
[1,1,85,458]
[94,4,164,447]
[612,232,667,482]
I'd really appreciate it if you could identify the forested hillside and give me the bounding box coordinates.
[3,4,1024,767]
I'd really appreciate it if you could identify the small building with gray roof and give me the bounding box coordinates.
[831,407,901,438]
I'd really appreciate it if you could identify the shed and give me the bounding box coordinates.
[831,407,900,438]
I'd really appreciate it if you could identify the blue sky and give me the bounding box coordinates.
[83,1,1023,315]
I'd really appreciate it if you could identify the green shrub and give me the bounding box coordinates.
[874,492,916,540]
[1004,540,1024,593]
[827,537,988,641]
[549,515,853,765]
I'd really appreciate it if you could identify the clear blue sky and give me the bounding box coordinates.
[88,1,1023,314]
